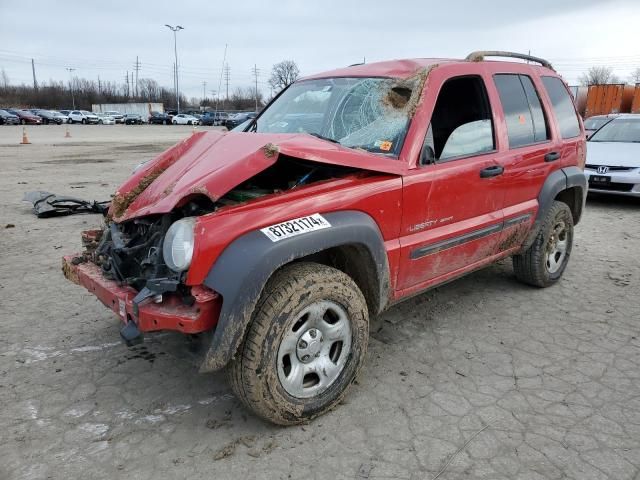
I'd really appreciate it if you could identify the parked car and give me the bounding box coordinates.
[59,110,72,118]
[124,114,144,125]
[148,111,172,125]
[96,113,116,125]
[63,51,586,425]
[583,114,618,139]
[51,111,70,124]
[68,110,99,124]
[6,109,42,125]
[584,114,640,197]
[0,109,20,125]
[200,111,229,126]
[103,111,125,124]
[171,113,199,125]
[225,112,256,129]
[34,109,64,125]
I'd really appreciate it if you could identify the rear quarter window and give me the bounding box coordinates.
[494,74,549,148]
[541,76,581,139]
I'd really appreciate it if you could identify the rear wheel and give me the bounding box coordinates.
[21,119,26,125]
[227,262,369,425]
[513,200,574,287]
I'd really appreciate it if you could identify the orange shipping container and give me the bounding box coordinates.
[584,84,635,117]
[631,84,640,114]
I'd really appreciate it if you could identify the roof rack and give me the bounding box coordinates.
[465,51,554,70]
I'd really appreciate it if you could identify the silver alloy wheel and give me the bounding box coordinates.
[546,220,568,274]
[277,300,352,399]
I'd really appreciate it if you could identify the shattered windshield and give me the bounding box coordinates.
[254,77,419,157]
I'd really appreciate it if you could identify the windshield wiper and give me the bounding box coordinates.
[307,132,340,144]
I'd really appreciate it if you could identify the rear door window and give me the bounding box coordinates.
[494,74,549,148]
[541,76,581,139]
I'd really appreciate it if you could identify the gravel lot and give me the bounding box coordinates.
[1,124,639,480]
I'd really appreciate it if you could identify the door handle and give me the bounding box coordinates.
[545,151,561,162]
[479,165,504,178]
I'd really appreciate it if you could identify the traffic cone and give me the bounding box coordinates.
[20,127,31,145]
[65,125,71,138]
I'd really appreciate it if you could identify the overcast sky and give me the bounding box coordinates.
[1,0,639,100]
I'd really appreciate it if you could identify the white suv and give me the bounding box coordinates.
[68,110,99,124]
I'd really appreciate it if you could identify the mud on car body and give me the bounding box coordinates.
[63,51,587,425]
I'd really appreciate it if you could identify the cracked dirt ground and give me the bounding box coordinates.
[1,125,639,480]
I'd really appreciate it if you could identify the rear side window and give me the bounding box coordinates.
[541,76,581,139]
[494,74,549,148]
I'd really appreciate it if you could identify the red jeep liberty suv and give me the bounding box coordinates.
[63,51,586,424]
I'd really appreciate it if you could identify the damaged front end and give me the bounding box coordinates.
[62,69,424,351]
[63,199,221,346]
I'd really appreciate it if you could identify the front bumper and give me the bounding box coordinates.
[584,168,640,197]
[62,254,221,334]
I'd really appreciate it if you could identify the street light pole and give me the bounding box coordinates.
[165,24,184,113]
[66,67,76,109]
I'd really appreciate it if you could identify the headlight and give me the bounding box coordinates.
[163,217,197,272]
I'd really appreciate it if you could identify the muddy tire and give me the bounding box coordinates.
[513,201,574,287]
[227,262,369,425]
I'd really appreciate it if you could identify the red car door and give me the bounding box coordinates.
[397,73,507,294]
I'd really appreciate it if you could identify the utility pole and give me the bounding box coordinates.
[165,24,184,113]
[31,58,38,90]
[224,63,230,101]
[98,75,101,95]
[134,56,141,97]
[216,43,228,111]
[252,64,259,111]
[202,81,207,103]
[172,62,176,101]
[125,71,129,98]
[66,67,76,109]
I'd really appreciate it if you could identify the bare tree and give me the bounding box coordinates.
[578,66,620,86]
[629,67,640,84]
[1,68,8,89]
[268,60,300,93]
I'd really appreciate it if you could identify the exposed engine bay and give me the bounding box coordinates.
[84,156,361,291]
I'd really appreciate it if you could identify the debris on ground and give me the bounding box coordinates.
[23,191,110,218]
[5,224,15,229]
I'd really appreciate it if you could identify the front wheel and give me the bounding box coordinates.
[513,200,574,287]
[81,119,86,124]
[227,262,369,425]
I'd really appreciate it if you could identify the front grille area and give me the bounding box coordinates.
[589,181,634,192]
[585,164,635,172]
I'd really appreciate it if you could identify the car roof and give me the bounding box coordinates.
[610,114,640,120]
[301,56,555,81]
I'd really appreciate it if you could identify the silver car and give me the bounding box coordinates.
[585,114,640,197]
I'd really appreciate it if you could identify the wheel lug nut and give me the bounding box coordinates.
[309,329,317,339]
[299,340,308,349]
[302,355,310,361]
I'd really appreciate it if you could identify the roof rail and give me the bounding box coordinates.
[465,51,554,70]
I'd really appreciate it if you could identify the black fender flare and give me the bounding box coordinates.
[523,166,586,250]
[199,210,390,372]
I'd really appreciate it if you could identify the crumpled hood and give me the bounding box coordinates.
[587,141,640,168]
[110,130,406,222]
